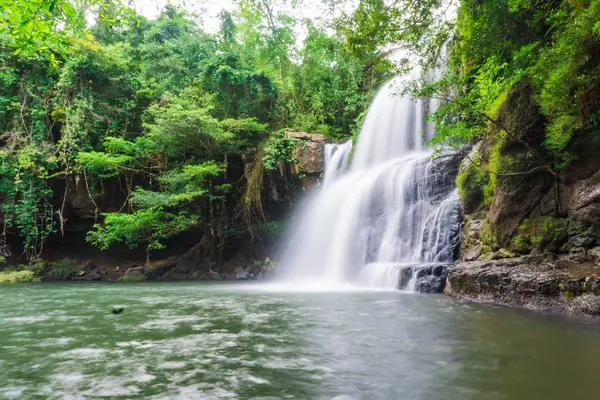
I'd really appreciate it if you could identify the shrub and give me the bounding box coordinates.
[0,270,39,284]
[48,259,84,280]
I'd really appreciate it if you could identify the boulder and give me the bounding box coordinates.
[294,141,325,175]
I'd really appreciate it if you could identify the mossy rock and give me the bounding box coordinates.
[511,216,569,253]
[457,143,490,214]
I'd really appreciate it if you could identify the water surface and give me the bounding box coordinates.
[1,282,599,399]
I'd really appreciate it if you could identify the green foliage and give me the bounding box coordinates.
[202,53,279,122]
[0,0,399,261]
[0,269,39,284]
[262,131,303,171]
[48,258,84,279]
[0,0,136,58]
[420,0,600,172]
[456,147,490,211]
[480,222,499,257]
[24,260,47,276]
[88,208,195,254]
[0,260,46,283]
[513,217,569,252]
[253,257,279,277]
[0,145,57,258]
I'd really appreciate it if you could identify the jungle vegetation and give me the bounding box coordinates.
[0,0,598,263]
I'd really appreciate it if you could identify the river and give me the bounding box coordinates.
[1,282,599,399]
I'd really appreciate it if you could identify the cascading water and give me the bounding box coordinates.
[275,77,461,291]
[323,141,353,186]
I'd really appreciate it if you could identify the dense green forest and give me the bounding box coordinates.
[0,0,402,267]
[0,0,598,276]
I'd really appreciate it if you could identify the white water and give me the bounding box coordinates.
[276,77,460,291]
[323,141,352,186]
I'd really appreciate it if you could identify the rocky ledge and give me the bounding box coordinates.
[445,251,600,316]
[398,264,449,293]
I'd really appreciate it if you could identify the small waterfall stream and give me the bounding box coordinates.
[323,141,352,186]
[276,77,461,291]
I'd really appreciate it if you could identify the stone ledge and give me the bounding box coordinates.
[446,254,600,316]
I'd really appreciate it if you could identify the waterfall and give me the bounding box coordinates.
[275,77,460,291]
[323,141,352,186]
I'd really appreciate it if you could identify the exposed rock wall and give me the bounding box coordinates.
[285,130,330,190]
[447,81,600,316]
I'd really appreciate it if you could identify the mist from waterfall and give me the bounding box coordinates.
[275,77,460,291]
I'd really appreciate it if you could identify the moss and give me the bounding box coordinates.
[456,147,490,213]
[513,216,569,252]
[456,133,511,213]
[498,248,517,259]
[568,220,593,237]
[484,135,503,203]
[480,221,499,257]
[512,234,531,253]
[0,270,40,284]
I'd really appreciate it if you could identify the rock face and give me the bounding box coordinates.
[446,254,600,316]
[398,264,450,293]
[450,81,600,315]
[285,131,331,189]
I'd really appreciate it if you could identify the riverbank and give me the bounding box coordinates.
[4,252,600,318]
[0,254,273,284]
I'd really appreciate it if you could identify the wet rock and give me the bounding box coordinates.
[170,273,190,281]
[415,273,447,293]
[398,264,449,293]
[285,131,331,176]
[234,266,250,280]
[568,235,596,249]
[235,270,250,280]
[589,247,600,264]
[72,270,103,281]
[294,141,325,175]
[446,255,600,316]
[488,172,554,247]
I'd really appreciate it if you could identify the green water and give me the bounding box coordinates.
[1,282,599,399]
